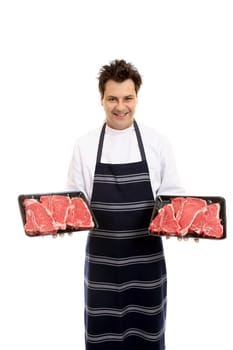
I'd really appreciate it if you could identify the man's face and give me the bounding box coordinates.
[101,79,138,130]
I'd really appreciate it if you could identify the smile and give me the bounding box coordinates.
[113,112,129,117]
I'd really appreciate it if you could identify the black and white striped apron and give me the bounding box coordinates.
[85,121,167,350]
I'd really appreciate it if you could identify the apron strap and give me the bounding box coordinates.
[133,120,146,161]
[96,123,106,163]
[96,120,146,163]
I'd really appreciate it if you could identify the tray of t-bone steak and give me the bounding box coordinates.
[148,195,226,239]
[18,191,98,236]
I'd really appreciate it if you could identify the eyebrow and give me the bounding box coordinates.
[106,94,135,99]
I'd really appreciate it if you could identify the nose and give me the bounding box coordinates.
[115,99,126,111]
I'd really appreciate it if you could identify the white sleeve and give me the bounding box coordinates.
[157,137,185,196]
[66,143,84,190]
[66,128,100,201]
[66,142,89,199]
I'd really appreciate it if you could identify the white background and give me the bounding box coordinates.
[0,1,232,349]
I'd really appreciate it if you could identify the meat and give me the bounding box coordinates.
[23,194,95,235]
[24,199,56,235]
[149,197,224,239]
[40,195,71,230]
[190,203,223,238]
[149,204,179,233]
[175,197,207,234]
[66,198,94,229]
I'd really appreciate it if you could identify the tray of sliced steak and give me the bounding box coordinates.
[149,195,226,239]
[18,191,98,236]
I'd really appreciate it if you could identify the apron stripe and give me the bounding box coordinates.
[86,252,165,265]
[85,275,167,291]
[89,228,149,239]
[85,298,167,316]
[93,173,151,184]
[91,200,155,211]
[86,326,166,343]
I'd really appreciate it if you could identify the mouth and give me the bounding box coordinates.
[113,112,129,118]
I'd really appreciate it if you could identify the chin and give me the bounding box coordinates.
[107,117,134,130]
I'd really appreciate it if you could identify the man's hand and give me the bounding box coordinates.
[166,235,199,242]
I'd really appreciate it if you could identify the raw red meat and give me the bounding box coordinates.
[160,204,179,232]
[149,197,224,239]
[171,197,186,221]
[189,210,206,234]
[40,195,71,230]
[190,203,223,238]
[24,199,56,235]
[150,204,179,233]
[174,197,207,234]
[66,198,95,229]
[23,195,94,235]
[149,209,162,233]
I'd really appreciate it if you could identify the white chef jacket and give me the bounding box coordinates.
[66,122,185,201]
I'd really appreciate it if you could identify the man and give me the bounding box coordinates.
[67,59,184,350]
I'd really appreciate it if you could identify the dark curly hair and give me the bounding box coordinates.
[98,59,142,98]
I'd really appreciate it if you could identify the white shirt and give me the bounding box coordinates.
[66,122,185,201]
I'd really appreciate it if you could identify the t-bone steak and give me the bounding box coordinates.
[149,197,224,238]
[24,198,56,235]
[66,197,94,229]
[23,194,95,235]
[40,195,71,230]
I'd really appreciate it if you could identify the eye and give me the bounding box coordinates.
[107,96,117,102]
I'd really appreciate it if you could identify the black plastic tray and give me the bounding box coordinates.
[149,195,226,240]
[18,191,98,236]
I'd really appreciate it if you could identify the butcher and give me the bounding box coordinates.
[66,59,184,350]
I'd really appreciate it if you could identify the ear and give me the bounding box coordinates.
[100,97,104,106]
